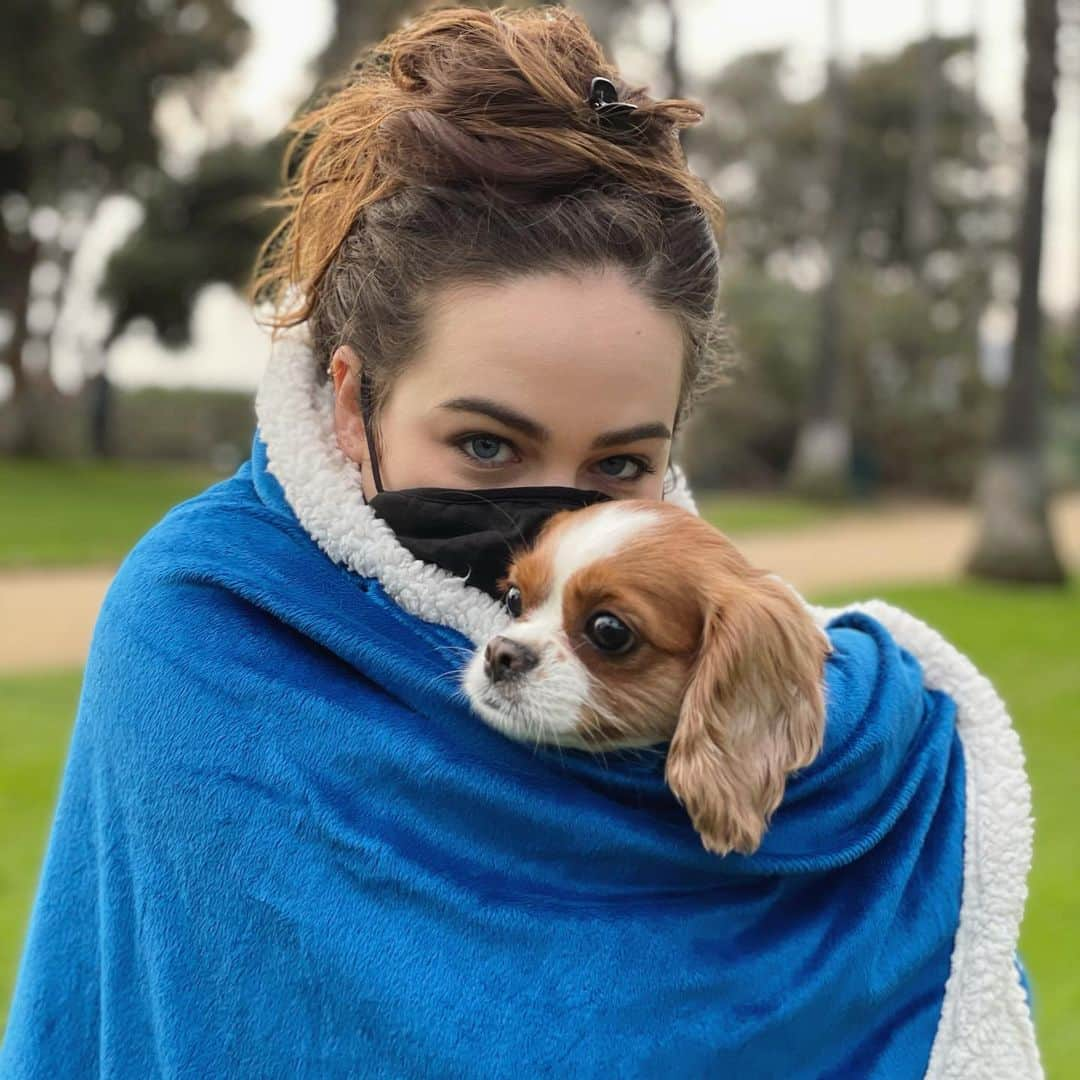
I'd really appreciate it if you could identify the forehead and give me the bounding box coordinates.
[392,269,683,435]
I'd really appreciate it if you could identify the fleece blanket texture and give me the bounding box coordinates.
[0,330,1041,1078]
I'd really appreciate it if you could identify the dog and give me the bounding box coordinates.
[461,499,833,856]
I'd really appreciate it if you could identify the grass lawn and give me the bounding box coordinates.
[696,490,848,535]
[0,459,224,568]
[0,580,1075,1076]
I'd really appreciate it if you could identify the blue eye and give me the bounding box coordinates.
[597,456,646,481]
[468,436,500,459]
[456,435,516,467]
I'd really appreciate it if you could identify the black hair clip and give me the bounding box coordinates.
[586,76,642,132]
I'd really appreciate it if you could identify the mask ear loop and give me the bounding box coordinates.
[358,367,385,495]
[662,407,680,499]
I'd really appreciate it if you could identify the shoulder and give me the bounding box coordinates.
[110,460,311,592]
[98,458,327,637]
[806,595,1030,825]
[82,460,354,748]
[809,595,1025,756]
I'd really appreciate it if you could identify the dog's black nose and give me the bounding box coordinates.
[484,636,540,683]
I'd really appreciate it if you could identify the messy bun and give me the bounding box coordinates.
[249,3,730,432]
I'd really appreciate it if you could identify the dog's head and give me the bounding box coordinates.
[461,500,831,855]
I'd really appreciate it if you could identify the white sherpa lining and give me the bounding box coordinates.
[254,324,1042,1078]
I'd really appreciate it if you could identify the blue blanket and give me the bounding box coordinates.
[3,430,978,1077]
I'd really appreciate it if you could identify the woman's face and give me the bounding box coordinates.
[331,267,684,502]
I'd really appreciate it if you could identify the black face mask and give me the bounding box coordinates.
[358,370,614,601]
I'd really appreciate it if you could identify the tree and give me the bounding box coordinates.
[906,0,942,273]
[658,0,684,98]
[965,0,1067,583]
[682,29,1009,495]
[1068,0,1080,404]
[90,1,411,457]
[0,0,251,455]
[787,0,855,499]
[97,2,409,370]
[100,139,285,349]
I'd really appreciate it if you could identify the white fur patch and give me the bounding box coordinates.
[524,501,663,637]
[459,641,594,747]
[550,502,664,597]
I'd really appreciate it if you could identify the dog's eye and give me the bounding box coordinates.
[585,611,635,655]
[504,585,523,618]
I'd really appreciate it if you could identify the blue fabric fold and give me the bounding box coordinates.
[2,430,968,1078]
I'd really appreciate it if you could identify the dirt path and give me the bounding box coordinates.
[3,495,1078,675]
[1,567,118,675]
[740,493,1080,598]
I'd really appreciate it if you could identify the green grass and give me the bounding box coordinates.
[0,459,223,568]
[1,582,1076,1075]
[697,491,849,535]
[0,669,82,1027]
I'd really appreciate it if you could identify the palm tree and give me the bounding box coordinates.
[658,0,683,98]
[787,0,853,499]
[965,0,1067,583]
[906,0,941,273]
[1072,0,1080,406]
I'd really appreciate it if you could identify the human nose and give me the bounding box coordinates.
[528,467,585,489]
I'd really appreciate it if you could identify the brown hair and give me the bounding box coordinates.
[248,2,731,445]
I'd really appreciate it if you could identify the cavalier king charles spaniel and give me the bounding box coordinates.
[461,499,833,857]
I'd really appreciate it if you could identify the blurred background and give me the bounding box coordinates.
[0,0,1076,1071]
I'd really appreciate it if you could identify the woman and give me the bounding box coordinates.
[1,6,1041,1077]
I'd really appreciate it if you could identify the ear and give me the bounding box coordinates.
[330,345,369,468]
[665,575,832,857]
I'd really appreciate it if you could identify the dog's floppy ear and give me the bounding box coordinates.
[665,574,831,856]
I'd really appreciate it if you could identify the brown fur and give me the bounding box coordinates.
[506,500,832,856]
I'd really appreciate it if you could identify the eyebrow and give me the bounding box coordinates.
[438,399,548,440]
[591,419,665,449]
[436,396,672,449]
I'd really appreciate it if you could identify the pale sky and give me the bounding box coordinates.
[43,0,1080,394]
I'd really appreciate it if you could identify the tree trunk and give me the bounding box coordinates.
[968,0,994,405]
[1073,20,1080,408]
[788,0,854,500]
[87,368,113,459]
[1072,313,1080,405]
[660,0,682,99]
[1,233,44,457]
[659,0,696,165]
[966,0,1066,584]
[906,3,941,273]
